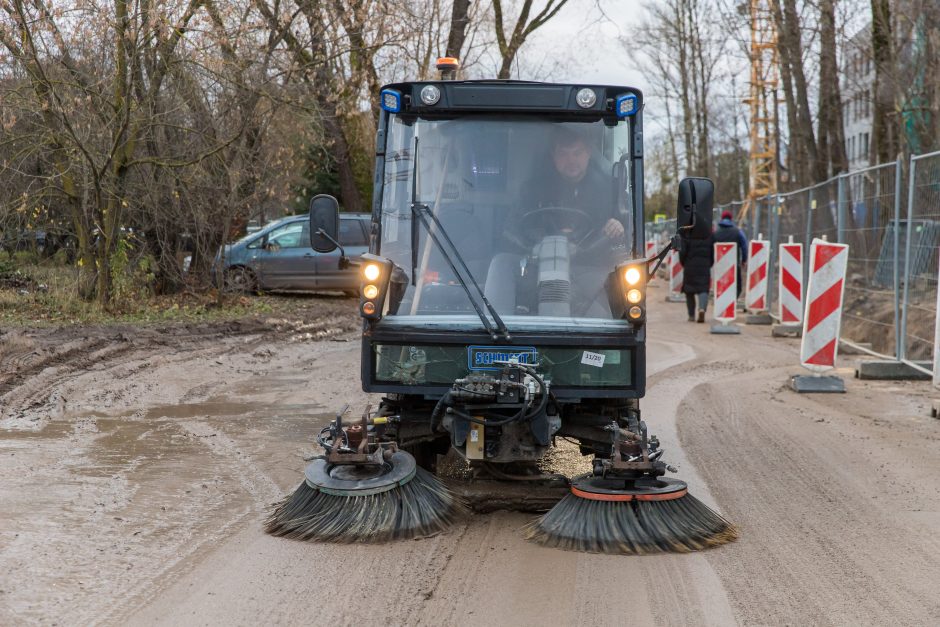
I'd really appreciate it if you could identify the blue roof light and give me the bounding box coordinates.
[615,93,638,117]
[380,89,402,113]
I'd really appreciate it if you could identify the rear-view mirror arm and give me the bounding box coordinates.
[316,228,352,269]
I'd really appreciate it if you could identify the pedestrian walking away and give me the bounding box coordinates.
[679,228,715,322]
[713,210,749,297]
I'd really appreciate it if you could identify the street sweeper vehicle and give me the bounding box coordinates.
[266,72,737,554]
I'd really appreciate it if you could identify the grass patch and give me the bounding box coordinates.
[0,264,292,327]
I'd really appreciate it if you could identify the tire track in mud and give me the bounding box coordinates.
[1,340,138,423]
[0,312,359,429]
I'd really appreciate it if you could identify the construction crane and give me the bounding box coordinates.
[740,0,779,225]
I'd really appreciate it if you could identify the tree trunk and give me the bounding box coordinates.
[688,0,710,176]
[322,109,364,213]
[673,1,695,173]
[446,0,472,59]
[870,0,897,163]
[492,0,569,79]
[816,0,847,180]
[777,0,819,185]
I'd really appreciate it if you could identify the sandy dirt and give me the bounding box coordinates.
[1,289,939,626]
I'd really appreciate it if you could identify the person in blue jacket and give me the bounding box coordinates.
[713,210,748,297]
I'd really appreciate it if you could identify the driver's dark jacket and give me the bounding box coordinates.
[504,163,617,265]
[530,164,614,225]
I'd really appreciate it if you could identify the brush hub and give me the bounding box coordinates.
[569,474,688,502]
[304,450,417,497]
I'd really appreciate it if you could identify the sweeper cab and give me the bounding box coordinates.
[267,72,736,554]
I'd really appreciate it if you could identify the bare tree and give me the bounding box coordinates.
[816,0,848,178]
[772,0,819,186]
[447,0,473,59]
[491,0,570,79]
[869,0,897,163]
[633,0,724,178]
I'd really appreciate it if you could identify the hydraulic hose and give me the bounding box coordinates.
[430,391,454,433]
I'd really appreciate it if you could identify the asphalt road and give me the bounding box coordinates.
[1,293,938,626]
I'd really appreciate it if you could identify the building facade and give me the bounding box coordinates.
[842,26,873,170]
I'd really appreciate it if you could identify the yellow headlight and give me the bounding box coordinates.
[629,306,643,319]
[363,263,381,282]
[624,267,641,285]
[363,284,379,299]
[362,302,376,315]
[627,289,643,304]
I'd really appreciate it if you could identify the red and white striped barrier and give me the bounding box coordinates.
[646,241,656,258]
[778,241,803,325]
[800,239,849,371]
[668,250,684,298]
[713,242,738,322]
[745,237,769,312]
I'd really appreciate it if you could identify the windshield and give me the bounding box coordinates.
[379,115,635,324]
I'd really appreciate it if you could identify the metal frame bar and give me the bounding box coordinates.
[900,156,916,362]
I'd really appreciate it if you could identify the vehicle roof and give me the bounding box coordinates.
[379,80,643,117]
[264,212,370,228]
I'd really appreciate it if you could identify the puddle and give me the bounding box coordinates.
[143,400,271,420]
[0,420,75,441]
[76,418,204,478]
[228,376,309,396]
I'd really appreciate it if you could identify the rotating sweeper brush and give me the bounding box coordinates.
[265,407,465,542]
[526,474,737,554]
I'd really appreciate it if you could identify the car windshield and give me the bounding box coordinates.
[378,114,635,324]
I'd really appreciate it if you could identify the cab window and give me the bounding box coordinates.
[339,219,368,246]
[265,222,305,249]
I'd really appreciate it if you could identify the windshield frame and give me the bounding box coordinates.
[370,103,646,329]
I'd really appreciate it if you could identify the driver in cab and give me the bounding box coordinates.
[531,128,625,246]
[485,126,626,318]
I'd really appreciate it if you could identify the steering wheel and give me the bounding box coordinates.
[512,205,622,257]
[513,206,595,246]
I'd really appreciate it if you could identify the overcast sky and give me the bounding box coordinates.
[514,1,676,136]
[532,1,649,86]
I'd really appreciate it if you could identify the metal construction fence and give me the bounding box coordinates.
[708,150,940,378]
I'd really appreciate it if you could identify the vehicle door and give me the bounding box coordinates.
[314,218,370,288]
[257,221,316,289]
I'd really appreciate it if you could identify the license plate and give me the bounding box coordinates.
[467,345,538,371]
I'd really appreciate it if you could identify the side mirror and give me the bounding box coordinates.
[676,177,715,239]
[309,194,340,252]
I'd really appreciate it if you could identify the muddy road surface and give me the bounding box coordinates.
[1,292,939,626]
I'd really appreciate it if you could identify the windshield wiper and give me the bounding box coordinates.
[411,202,511,340]
[408,136,510,341]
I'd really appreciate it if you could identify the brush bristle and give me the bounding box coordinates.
[265,467,465,542]
[526,492,738,554]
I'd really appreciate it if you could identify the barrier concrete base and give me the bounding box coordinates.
[746,313,773,325]
[855,360,932,381]
[790,374,846,393]
[772,324,802,338]
[665,294,685,303]
[710,322,741,335]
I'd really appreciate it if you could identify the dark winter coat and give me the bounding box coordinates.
[678,234,715,294]
[713,218,748,295]
[713,219,749,264]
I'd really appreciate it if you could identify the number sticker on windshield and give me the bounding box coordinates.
[581,351,606,368]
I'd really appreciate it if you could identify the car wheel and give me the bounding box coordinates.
[224,267,257,293]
